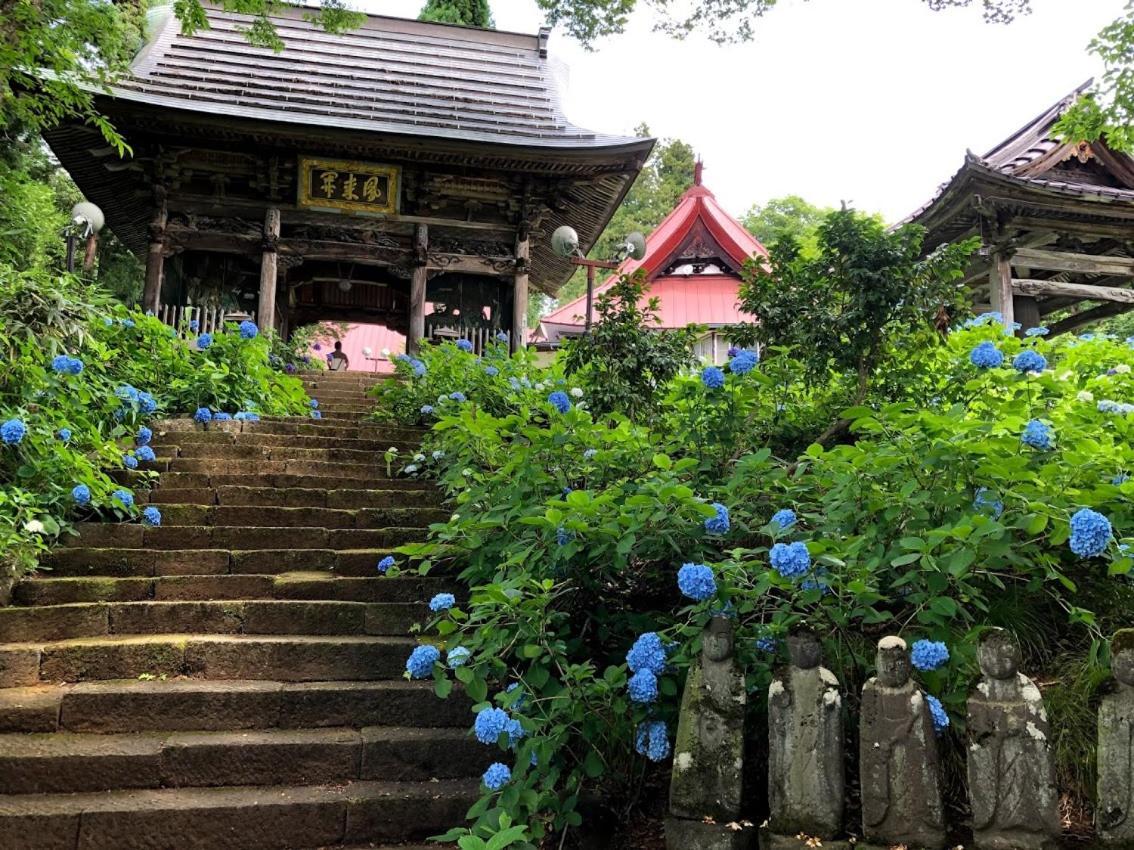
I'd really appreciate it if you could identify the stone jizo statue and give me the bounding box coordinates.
[666,616,752,850]
[967,629,1060,850]
[1099,629,1134,845]
[859,636,946,850]
[767,629,844,840]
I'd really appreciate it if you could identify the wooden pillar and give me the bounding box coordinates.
[512,230,530,354]
[141,203,167,314]
[408,224,428,356]
[1013,295,1041,335]
[257,208,281,333]
[988,248,1015,330]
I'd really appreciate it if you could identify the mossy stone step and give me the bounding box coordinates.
[0,777,477,850]
[0,600,423,642]
[0,633,421,687]
[150,431,419,453]
[152,443,418,463]
[144,472,435,491]
[0,679,471,735]
[149,505,447,530]
[145,486,442,510]
[0,725,485,794]
[152,419,423,442]
[13,574,447,607]
[64,524,424,551]
[165,458,394,479]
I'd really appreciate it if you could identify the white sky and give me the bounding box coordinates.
[367,0,1124,224]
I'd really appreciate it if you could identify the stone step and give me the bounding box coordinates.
[13,573,445,607]
[145,485,443,510]
[38,547,439,579]
[151,444,417,464]
[154,419,424,442]
[150,431,420,453]
[0,679,470,735]
[0,600,422,642]
[147,505,446,530]
[0,725,484,794]
[64,524,424,551]
[0,778,476,850]
[149,472,435,491]
[165,457,397,478]
[0,633,422,687]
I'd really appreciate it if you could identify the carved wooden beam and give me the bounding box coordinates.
[1012,247,1134,278]
[1012,278,1134,304]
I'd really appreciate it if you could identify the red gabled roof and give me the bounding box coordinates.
[536,175,767,334]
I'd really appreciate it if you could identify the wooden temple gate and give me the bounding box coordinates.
[46,7,652,354]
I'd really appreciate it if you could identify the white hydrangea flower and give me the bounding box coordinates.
[403,464,419,474]
[535,382,546,391]
[1078,391,1095,402]
[413,453,426,462]
[570,387,584,398]
[462,468,473,477]
[23,519,45,535]
[387,446,399,453]
[1116,364,1131,374]
[1058,371,1074,382]
[432,450,445,460]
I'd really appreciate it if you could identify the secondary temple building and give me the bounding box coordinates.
[46,5,652,353]
[907,81,1134,334]
[533,163,767,362]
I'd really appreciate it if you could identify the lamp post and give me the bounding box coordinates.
[65,202,105,273]
[550,226,646,332]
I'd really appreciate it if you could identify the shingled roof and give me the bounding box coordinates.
[121,4,635,149]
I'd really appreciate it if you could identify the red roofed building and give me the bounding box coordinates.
[532,163,768,362]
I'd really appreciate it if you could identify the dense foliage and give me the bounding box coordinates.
[0,264,309,586]
[377,297,1134,846]
[419,0,494,27]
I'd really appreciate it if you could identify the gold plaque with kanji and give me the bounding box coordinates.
[297,157,399,215]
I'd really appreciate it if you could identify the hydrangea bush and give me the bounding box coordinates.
[383,299,1134,843]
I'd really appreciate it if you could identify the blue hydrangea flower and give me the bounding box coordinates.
[583,448,598,460]
[57,428,72,443]
[196,333,213,350]
[138,392,157,414]
[926,694,950,735]
[447,646,471,668]
[1021,419,1053,450]
[704,502,730,535]
[213,412,232,421]
[72,484,91,505]
[1113,473,1130,486]
[482,762,511,791]
[556,526,572,546]
[910,639,950,671]
[136,427,152,446]
[238,320,258,339]
[122,454,139,470]
[969,341,1004,369]
[121,318,135,328]
[677,563,716,601]
[627,632,667,675]
[405,645,440,679]
[474,707,510,744]
[377,555,395,573]
[1013,349,1047,373]
[505,717,525,746]
[420,405,434,415]
[548,391,571,413]
[484,365,499,377]
[635,720,670,762]
[52,355,84,375]
[801,569,832,594]
[449,392,467,403]
[111,488,134,509]
[193,407,213,424]
[1069,508,1112,558]
[701,366,725,389]
[135,446,156,463]
[729,349,759,375]
[770,541,811,579]
[1025,327,1050,337]
[141,506,162,527]
[115,384,139,402]
[755,636,779,653]
[455,339,474,353]
[628,669,659,703]
[973,487,1004,518]
[429,592,456,612]
[309,399,319,410]
[771,509,796,530]
[0,418,31,447]
[188,319,199,332]
[311,411,322,420]
[496,331,509,343]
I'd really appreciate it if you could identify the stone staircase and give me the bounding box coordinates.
[0,370,480,849]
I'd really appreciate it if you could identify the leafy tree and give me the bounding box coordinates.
[419,0,494,27]
[734,207,977,399]
[741,195,830,250]
[549,126,694,310]
[1055,3,1134,152]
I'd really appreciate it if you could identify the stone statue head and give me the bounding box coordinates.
[787,629,821,670]
[978,629,1020,680]
[1113,629,1134,687]
[876,636,910,687]
[703,616,734,663]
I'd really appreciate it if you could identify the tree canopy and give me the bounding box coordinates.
[741,195,830,250]
[418,0,494,28]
